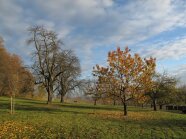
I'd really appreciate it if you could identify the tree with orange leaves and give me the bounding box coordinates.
[93,47,156,116]
[0,37,34,114]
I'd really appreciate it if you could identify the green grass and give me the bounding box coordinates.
[0,97,186,139]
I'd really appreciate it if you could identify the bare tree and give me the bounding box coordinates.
[56,50,81,103]
[84,79,103,105]
[28,26,62,104]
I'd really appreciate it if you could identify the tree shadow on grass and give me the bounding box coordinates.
[128,107,152,112]
[0,101,158,115]
[0,97,46,106]
[59,104,123,111]
[139,119,186,128]
[16,105,86,115]
[0,102,88,115]
[0,103,10,110]
[17,100,46,105]
[103,115,186,131]
[162,110,184,114]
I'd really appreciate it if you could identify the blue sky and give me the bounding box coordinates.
[1,0,186,82]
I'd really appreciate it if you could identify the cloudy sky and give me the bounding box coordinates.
[1,0,186,82]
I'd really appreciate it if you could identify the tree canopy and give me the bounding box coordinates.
[93,47,156,115]
[0,37,34,97]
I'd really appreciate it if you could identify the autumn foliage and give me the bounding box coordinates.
[93,47,156,115]
[0,38,34,97]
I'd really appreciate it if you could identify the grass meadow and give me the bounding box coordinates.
[0,97,186,139]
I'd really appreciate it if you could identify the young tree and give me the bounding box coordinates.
[28,26,62,104]
[0,38,34,113]
[84,79,103,105]
[93,67,119,105]
[7,55,21,114]
[93,47,156,115]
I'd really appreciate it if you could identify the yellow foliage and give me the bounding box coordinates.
[0,121,34,139]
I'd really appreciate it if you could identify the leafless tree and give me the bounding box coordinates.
[56,50,81,103]
[28,26,62,104]
[84,79,102,105]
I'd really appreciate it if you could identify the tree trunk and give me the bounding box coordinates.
[47,92,52,104]
[10,96,13,114]
[123,102,127,116]
[159,105,163,109]
[113,97,116,105]
[94,99,97,105]
[47,93,50,104]
[141,104,144,108]
[153,98,157,111]
[60,93,64,103]
[151,103,153,108]
[47,85,53,104]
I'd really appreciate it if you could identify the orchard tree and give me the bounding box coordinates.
[57,50,81,103]
[0,38,33,96]
[145,72,177,110]
[0,40,10,96]
[93,47,156,115]
[0,37,34,113]
[177,85,186,104]
[133,92,149,108]
[28,26,62,104]
[84,79,103,105]
[18,67,35,97]
[93,66,119,105]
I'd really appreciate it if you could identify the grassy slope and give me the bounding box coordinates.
[0,97,186,139]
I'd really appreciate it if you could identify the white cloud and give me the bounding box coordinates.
[0,0,28,33]
[108,0,185,44]
[139,36,186,60]
[34,0,112,25]
[170,64,186,84]
[1,0,186,76]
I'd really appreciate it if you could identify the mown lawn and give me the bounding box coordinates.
[0,97,185,139]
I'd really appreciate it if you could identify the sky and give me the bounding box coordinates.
[0,0,186,82]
